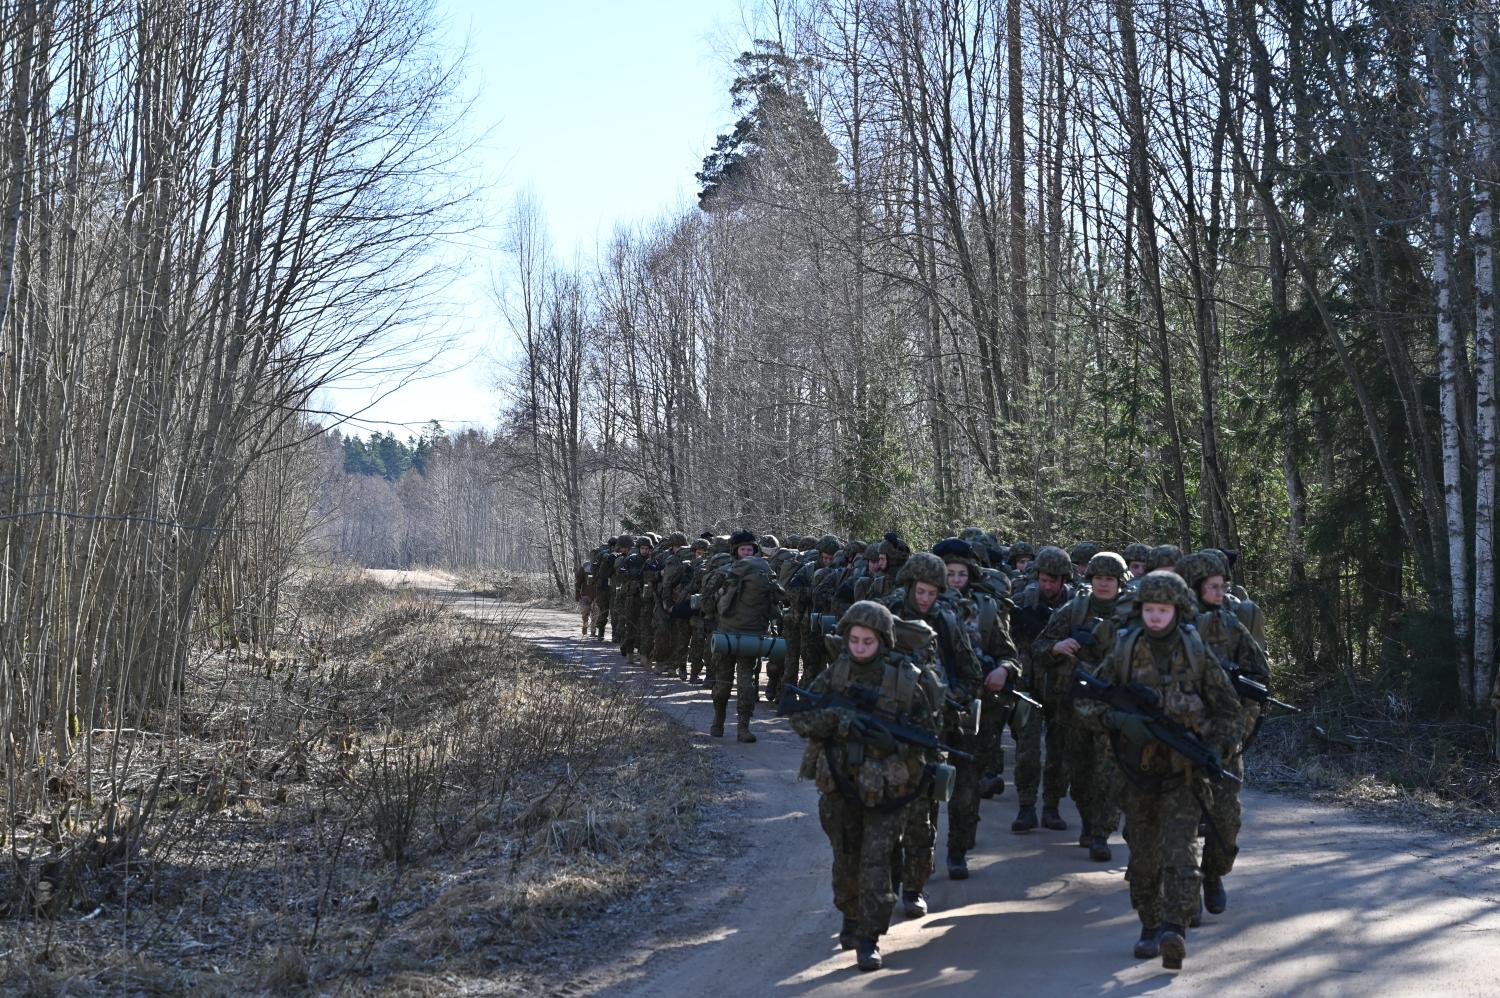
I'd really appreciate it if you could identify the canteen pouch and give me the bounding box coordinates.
[927,762,956,803]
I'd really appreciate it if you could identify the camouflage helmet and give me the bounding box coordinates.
[782,534,801,549]
[634,535,653,549]
[816,533,842,556]
[1085,551,1129,581]
[760,534,781,550]
[1034,545,1072,578]
[798,535,817,551]
[1135,570,1198,618]
[838,599,896,648]
[1069,541,1102,566]
[646,532,661,545]
[959,526,986,543]
[844,538,867,562]
[1175,549,1230,593]
[1008,541,1036,565]
[864,541,882,562]
[710,535,731,555]
[666,531,688,547]
[614,535,632,549]
[1122,542,1152,566]
[690,538,710,552]
[1147,544,1184,571]
[728,529,757,549]
[897,551,947,590]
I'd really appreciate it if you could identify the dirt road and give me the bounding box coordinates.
[371,571,1500,996]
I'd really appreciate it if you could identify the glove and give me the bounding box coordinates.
[1104,709,1153,745]
[849,716,898,754]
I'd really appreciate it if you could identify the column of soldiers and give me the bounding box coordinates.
[574,529,1273,974]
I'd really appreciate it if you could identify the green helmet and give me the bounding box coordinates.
[1122,542,1152,565]
[897,551,947,590]
[879,532,912,572]
[666,531,688,547]
[1035,545,1072,578]
[797,535,817,551]
[634,535,653,549]
[1135,570,1198,617]
[690,538,710,552]
[1175,550,1229,593]
[760,534,781,550]
[1008,541,1036,565]
[816,534,842,556]
[838,600,896,648]
[1085,551,1129,581]
[1147,544,1183,571]
[1069,542,1102,567]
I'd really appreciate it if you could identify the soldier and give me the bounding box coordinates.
[1176,550,1271,917]
[857,533,910,603]
[1123,542,1152,582]
[801,535,845,685]
[693,538,734,687]
[882,553,985,915]
[602,536,631,641]
[709,530,784,742]
[1006,541,1036,580]
[1006,545,1076,832]
[1033,551,1130,861]
[787,600,946,973]
[1076,570,1241,970]
[636,535,668,669]
[770,536,815,699]
[933,538,1023,878]
[619,536,656,662]
[1069,542,1103,586]
[655,533,696,679]
[575,552,595,636]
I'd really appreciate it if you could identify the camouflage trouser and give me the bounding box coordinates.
[1013,697,1070,808]
[801,622,830,685]
[1200,751,1245,878]
[688,619,709,675]
[819,792,903,939]
[945,728,983,855]
[637,593,658,661]
[591,591,610,637]
[896,798,939,893]
[661,617,691,671]
[771,614,803,693]
[977,694,1035,789]
[1122,782,1204,927]
[711,651,761,722]
[616,594,640,653]
[1068,725,1122,838]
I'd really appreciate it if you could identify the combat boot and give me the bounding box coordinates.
[736,718,757,743]
[1011,805,1038,833]
[1041,805,1067,831]
[1158,923,1187,970]
[1133,925,1162,959]
[855,937,882,972]
[1077,828,1091,847]
[838,917,857,951]
[1203,876,1227,914]
[947,851,969,880]
[1189,900,1203,928]
[901,890,927,918]
[709,704,726,738]
[1088,835,1113,862]
[978,773,1005,799]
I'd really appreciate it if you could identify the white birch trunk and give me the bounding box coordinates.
[1472,23,1498,729]
[1427,26,1474,705]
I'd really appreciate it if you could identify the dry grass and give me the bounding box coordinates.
[449,568,572,609]
[1248,696,1500,839]
[0,567,721,995]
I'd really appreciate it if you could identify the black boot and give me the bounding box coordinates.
[1041,806,1068,831]
[838,917,857,951]
[1089,835,1113,862]
[1133,925,1162,959]
[1203,876,1227,914]
[709,703,726,738]
[1158,923,1187,970]
[1011,805,1038,833]
[901,890,927,918]
[947,851,969,880]
[855,936,883,972]
[978,773,1005,799]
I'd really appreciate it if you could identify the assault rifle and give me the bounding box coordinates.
[975,651,1042,711]
[779,683,973,761]
[1072,667,1241,785]
[1219,661,1300,713]
[1070,618,1103,648]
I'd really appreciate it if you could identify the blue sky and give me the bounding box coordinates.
[321,0,746,435]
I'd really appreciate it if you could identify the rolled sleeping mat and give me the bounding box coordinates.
[808,613,840,635]
[711,631,787,663]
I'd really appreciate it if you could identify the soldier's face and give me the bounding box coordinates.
[1200,575,1226,607]
[847,625,881,662]
[1092,576,1120,600]
[1013,557,1032,573]
[1142,601,1176,634]
[1129,561,1147,578]
[1038,572,1064,598]
[875,554,888,572]
[736,544,755,558]
[912,581,940,613]
[821,552,835,567]
[946,563,969,591]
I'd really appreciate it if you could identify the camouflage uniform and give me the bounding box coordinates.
[657,537,698,678]
[1032,552,1131,857]
[637,536,665,666]
[802,536,847,686]
[1177,550,1271,896]
[773,538,817,696]
[709,531,783,741]
[693,544,733,684]
[1077,571,1242,963]
[1006,546,1076,825]
[613,540,650,658]
[882,554,984,904]
[789,601,945,968]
